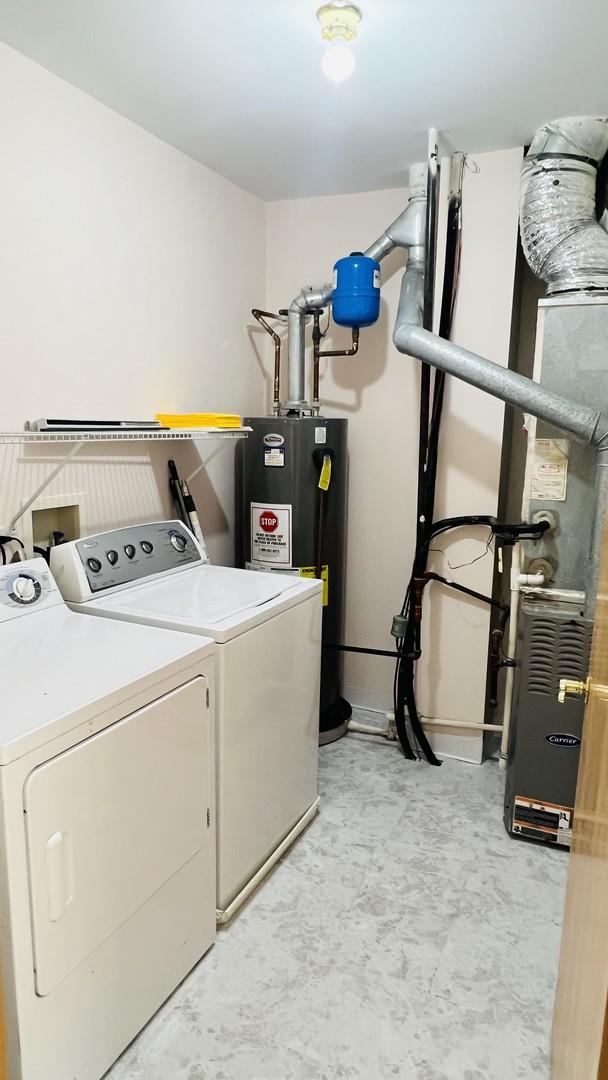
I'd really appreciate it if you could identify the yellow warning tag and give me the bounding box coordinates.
[299,564,329,606]
[318,454,332,491]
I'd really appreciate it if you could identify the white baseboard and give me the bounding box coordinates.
[420,725,483,766]
[345,685,392,714]
[346,687,483,765]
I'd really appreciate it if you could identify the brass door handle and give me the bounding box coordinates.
[558,677,590,704]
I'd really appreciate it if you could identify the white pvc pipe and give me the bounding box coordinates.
[383,711,502,734]
[518,572,546,587]
[500,544,521,770]
[419,717,503,733]
[348,719,390,737]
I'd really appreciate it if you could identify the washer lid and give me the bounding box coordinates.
[0,606,214,763]
[84,564,322,643]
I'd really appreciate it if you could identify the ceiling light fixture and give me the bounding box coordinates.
[316,2,362,84]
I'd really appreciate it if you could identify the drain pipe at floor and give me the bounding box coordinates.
[349,713,504,738]
[348,716,394,739]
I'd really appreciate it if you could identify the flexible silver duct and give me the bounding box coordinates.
[520,116,608,293]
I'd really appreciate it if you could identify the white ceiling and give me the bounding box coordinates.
[1,0,607,201]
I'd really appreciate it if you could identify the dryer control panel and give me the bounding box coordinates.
[51,521,205,601]
[0,559,62,621]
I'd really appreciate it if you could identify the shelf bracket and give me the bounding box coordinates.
[5,441,84,536]
[185,444,229,487]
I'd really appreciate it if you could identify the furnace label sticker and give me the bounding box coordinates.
[251,503,292,566]
[512,796,573,847]
[530,439,568,501]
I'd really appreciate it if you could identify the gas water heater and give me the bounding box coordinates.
[236,254,380,744]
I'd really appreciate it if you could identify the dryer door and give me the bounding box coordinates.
[24,676,211,997]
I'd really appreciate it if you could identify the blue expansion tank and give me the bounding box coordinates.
[332,251,381,328]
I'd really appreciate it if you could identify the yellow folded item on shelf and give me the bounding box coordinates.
[155,413,242,429]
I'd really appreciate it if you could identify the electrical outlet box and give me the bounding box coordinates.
[21,495,83,557]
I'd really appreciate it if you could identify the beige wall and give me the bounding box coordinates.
[0,43,266,565]
[265,148,523,760]
[0,41,524,759]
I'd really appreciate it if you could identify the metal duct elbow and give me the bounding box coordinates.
[285,283,333,408]
[366,164,428,261]
[393,255,425,344]
[520,116,608,293]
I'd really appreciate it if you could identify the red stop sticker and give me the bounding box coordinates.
[259,510,279,533]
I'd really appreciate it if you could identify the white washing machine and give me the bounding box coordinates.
[51,520,323,922]
[0,559,216,1080]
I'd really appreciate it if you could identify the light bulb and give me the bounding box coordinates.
[321,39,355,83]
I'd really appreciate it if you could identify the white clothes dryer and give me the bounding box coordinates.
[51,520,323,923]
[0,559,216,1080]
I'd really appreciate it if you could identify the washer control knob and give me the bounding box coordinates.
[87,557,102,573]
[124,544,136,560]
[12,575,37,602]
[140,540,154,554]
[170,532,187,552]
[106,549,119,566]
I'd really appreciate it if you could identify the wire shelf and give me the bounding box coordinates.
[0,427,251,445]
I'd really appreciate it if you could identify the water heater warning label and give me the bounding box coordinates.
[299,565,329,606]
[251,503,292,566]
[264,447,285,467]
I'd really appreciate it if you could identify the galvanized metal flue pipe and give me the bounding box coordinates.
[284,162,429,412]
[393,321,608,449]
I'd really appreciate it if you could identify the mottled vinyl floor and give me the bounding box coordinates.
[106,712,569,1080]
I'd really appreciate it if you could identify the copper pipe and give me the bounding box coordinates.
[252,309,282,414]
[312,310,322,409]
[312,321,360,410]
[319,326,360,359]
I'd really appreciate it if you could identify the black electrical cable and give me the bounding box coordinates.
[392,141,444,764]
[430,516,549,543]
[423,570,509,614]
[392,156,456,768]
[424,570,512,709]
[0,535,25,565]
[423,192,461,527]
[431,514,495,536]
[323,643,400,659]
